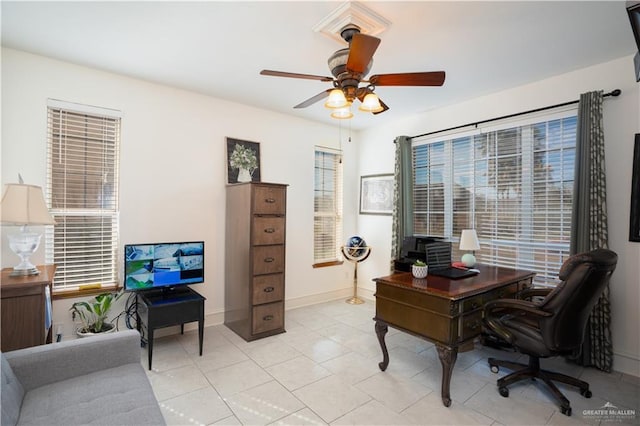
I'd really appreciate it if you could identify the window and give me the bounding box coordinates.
[313,147,343,266]
[412,109,577,285]
[45,100,121,292]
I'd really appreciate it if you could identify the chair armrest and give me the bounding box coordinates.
[484,298,553,318]
[517,287,553,301]
[4,329,141,391]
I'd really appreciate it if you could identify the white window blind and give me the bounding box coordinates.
[45,101,121,291]
[412,109,577,285]
[314,147,343,264]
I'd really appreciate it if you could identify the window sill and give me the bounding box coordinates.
[52,284,121,300]
[313,260,344,268]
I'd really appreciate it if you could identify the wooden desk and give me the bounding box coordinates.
[373,265,534,407]
[1,265,56,351]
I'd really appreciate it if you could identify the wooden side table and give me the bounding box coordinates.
[1,264,56,351]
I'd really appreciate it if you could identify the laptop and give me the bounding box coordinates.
[429,266,479,280]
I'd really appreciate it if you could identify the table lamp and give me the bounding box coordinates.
[1,180,56,276]
[459,229,480,267]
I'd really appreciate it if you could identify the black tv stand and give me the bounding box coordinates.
[136,286,205,370]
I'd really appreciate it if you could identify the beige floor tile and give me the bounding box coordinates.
[224,380,305,425]
[332,399,418,425]
[159,386,232,426]
[204,359,274,397]
[402,392,494,425]
[268,408,327,426]
[355,371,433,412]
[147,364,211,402]
[266,355,332,391]
[320,351,380,385]
[292,375,371,423]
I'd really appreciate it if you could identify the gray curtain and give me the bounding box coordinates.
[569,90,613,372]
[390,136,414,272]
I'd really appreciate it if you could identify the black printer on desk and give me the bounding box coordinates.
[394,236,452,272]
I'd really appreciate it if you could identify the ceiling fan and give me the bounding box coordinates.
[260,25,446,116]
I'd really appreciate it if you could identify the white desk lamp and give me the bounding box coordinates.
[459,229,480,267]
[1,180,56,276]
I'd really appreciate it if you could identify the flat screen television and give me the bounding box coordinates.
[124,241,204,291]
[628,1,640,81]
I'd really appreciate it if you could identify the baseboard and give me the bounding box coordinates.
[613,350,640,378]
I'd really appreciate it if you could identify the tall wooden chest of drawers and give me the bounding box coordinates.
[225,182,287,341]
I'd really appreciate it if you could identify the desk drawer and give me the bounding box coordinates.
[460,283,520,313]
[459,311,483,341]
[376,283,451,316]
[252,246,285,275]
[252,274,284,305]
[252,302,284,334]
[253,186,286,215]
[252,217,285,245]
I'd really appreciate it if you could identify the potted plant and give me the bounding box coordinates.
[70,291,123,337]
[411,259,429,278]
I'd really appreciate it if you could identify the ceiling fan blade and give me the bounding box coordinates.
[369,71,446,86]
[260,69,334,82]
[346,33,381,74]
[294,89,332,109]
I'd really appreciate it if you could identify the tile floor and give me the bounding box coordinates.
[143,299,639,426]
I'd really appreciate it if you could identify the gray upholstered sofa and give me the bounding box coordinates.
[1,329,165,425]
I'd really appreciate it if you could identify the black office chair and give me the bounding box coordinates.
[483,248,618,416]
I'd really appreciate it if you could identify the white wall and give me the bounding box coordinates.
[355,55,640,377]
[1,47,358,338]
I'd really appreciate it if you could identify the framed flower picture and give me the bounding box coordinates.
[226,137,261,184]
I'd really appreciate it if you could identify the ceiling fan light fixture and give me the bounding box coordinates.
[324,89,348,109]
[358,93,383,112]
[330,105,353,119]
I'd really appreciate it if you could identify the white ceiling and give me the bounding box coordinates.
[1,1,636,130]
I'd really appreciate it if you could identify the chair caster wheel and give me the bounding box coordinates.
[560,406,572,416]
[580,388,592,398]
[490,365,499,373]
[498,386,509,397]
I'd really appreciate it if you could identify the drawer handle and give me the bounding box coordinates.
[471,302,479,310]
[264,257,275,263]
[263,315,274,321]
[264,286,274,293]
[264,228,276,233]
[467,321,480,330]
[265,198,276,204]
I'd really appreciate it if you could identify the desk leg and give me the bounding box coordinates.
[198,317,204,357]
[375,321,389,371]
[148,329,154,371]
[436,344,458,407]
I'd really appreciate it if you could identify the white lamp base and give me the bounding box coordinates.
[8,232,42,276]
[461,253,476,268]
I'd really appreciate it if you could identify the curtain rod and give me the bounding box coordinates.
[409,89,621,140]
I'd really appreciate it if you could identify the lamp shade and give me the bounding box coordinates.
[459,229,480,251]
[330,105,353,119]
[1,184,56,225]
[358,93,383,113]
[324,89,348,109]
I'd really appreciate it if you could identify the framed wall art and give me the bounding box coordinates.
[226,137,261,184]
[630,134,640,242]
[360,174,394,215]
